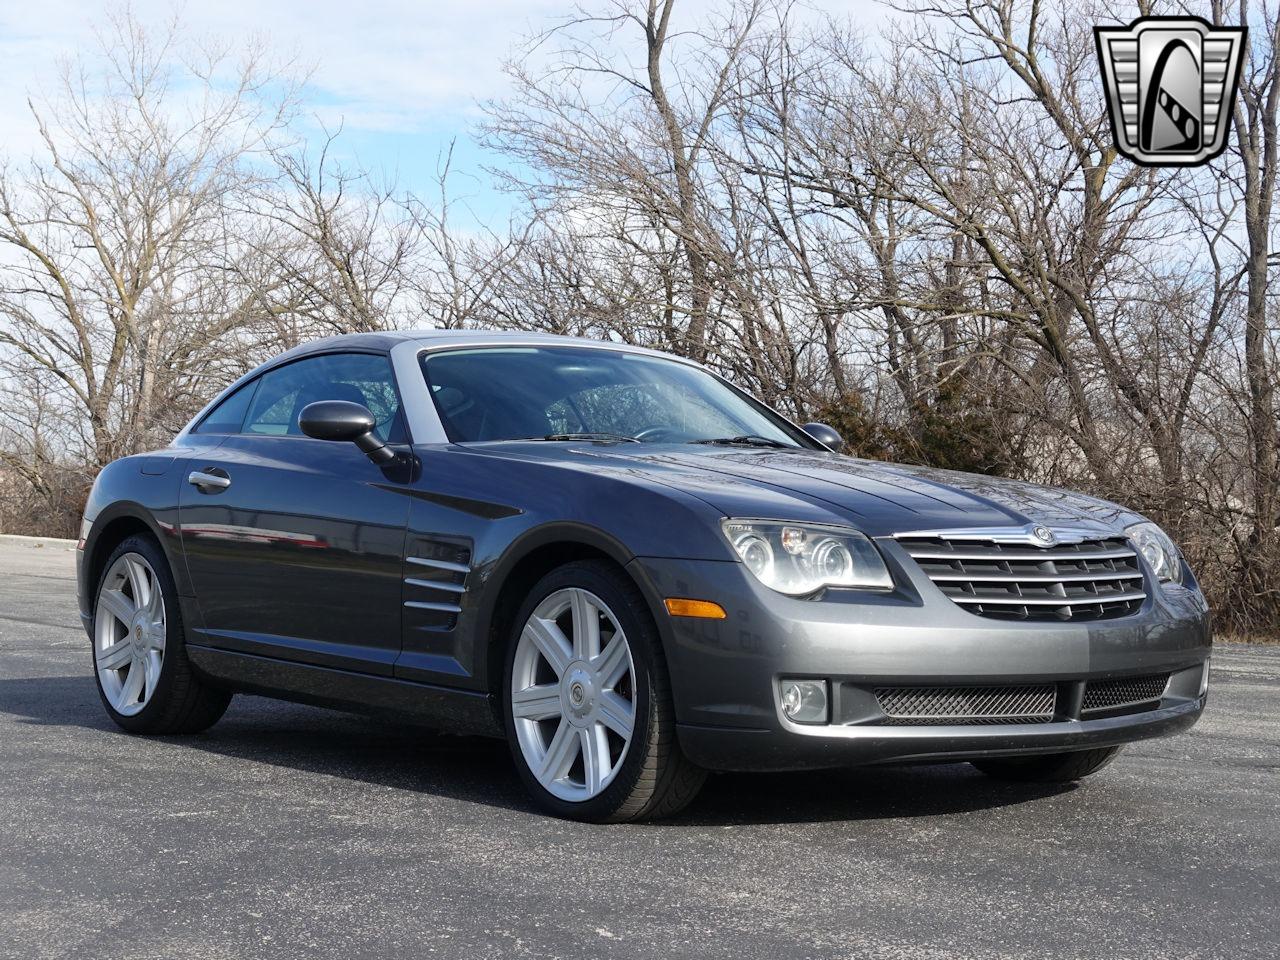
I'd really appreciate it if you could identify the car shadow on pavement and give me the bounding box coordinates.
[0,673,1074,825]
[676,765,1075,826]
[0,673,534,814]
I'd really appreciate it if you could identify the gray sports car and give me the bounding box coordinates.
[77,331,1211,821]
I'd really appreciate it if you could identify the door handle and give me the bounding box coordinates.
[188,469,231,492]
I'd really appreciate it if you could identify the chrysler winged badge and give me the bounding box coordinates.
[1095,16,1247,166]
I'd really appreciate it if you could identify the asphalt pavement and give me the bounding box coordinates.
[1,535,1276,960]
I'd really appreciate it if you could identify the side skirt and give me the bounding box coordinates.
[187,644,502,737]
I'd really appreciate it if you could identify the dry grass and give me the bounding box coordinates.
[1215,631,1280,646]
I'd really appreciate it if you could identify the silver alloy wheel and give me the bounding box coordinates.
[511,587,637,802]
[94,553,166,717]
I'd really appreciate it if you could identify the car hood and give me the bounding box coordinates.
[548,445,1142,538]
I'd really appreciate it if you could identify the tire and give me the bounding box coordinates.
[91,533,231,734]
[971,746,1122,783]
[502,560,706,822]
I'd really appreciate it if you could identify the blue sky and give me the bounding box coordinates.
[0,0,891,228]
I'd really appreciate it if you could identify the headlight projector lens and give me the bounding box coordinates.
[733,532,774,579]
[811,538,853,579]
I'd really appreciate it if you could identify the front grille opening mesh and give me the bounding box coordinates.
[874,684,1057,725]
[896,535,1146,622]
[1082,674,1170,714]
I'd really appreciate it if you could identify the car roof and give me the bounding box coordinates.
[272,329,682,363]
[176,328,711,443]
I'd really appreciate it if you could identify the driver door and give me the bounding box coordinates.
[178,351,412,675]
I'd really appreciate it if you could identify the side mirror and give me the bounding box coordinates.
[299,400,396,464]
[802,422,844,453]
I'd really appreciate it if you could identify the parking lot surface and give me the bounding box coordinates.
[0,536,1276,959]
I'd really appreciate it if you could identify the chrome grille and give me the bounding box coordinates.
[875,684,1057,725]
[1082,674,1169,714]
[896,532,1146,621]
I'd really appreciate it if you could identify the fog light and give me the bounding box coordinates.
[1200,658,1211,697]
[780,679,828,724]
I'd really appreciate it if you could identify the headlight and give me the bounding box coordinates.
[721,519,892,595]
[1125,521,1183,584]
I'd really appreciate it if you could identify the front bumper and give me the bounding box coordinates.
[630,542,1211,772]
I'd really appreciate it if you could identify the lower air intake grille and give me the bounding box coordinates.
[1082,674,1169,715]
[875,684,1057,725]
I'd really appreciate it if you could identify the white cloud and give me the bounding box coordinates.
[0,0,893,140]
[0,0,566,154]
[0,0,894,196]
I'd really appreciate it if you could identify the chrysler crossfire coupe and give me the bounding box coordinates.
[77,331,1211,821]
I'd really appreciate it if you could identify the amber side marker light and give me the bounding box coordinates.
[664,598,727,619]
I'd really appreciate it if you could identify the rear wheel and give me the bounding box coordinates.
[503,560,705,822]
[971,746,1122,783]
[92,534,231,734]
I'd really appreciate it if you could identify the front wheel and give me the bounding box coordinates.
[503,560,705,822]
[971,746,1122,783]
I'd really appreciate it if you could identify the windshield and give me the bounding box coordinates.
[420,346,813,447]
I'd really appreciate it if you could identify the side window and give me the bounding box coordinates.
[193,379,258,434]
[243,353,406,442]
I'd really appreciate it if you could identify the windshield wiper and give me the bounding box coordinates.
[521,432,642,443]
[691,435,791,449]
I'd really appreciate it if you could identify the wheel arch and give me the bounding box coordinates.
[83,505,188,613]
[477,523,674,712]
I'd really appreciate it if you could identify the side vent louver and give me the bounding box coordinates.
[403,539,472,630]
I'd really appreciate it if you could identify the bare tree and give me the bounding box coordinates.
[483,0,771,360]
[256,129,417,333]
[1210,0,1280,622]
[0,12,295,531]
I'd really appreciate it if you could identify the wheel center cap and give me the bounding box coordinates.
[131,616,157,655]
[561,663,597,726]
